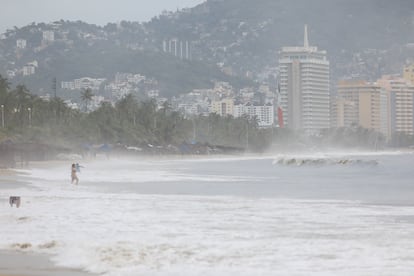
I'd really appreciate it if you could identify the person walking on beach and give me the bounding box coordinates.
[71,163,79,185]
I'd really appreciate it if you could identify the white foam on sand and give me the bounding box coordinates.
[1,156,414,275]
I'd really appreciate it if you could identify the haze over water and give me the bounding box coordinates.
[1,151,414,275]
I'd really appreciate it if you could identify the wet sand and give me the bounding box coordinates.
[0,251,98,276]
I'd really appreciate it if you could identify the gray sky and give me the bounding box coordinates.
[0,0,205,33]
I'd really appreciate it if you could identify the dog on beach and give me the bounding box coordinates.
[9,196,21,208]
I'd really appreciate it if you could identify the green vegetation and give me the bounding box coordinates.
[2,75,409,159]
[0,75,269,152]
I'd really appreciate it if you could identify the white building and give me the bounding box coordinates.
[127,74,145,84]
[61,81,75,90]
[42,30,54,42]
[6,70,16,79]
[278,25,330,134]
[90,95,106,110]
[147,90,159,98]
[76,77,105,90]
[163,39,191,60]
[177,103,200,117]
[16,39,27,49]
[23,65,35,76]
[64,100,79,110]
[61,77,106,90]
[27,60,38,68]
[234,103,274,128]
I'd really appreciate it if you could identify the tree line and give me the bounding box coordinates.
[1,74,408,156]
[0,75,273,152]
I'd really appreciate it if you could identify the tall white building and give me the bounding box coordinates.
[278,25,330,134]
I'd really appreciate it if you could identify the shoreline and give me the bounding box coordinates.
[0,167,98,276]
[1,147,413,173]
[0,250,98,276]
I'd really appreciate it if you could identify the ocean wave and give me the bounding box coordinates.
[272,157,379,166]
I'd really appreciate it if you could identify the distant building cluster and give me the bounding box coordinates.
[277,25,414,140]
[51,25,412,138]
[61,77,106,90]
[104,72,159,101]
[333,75,414,140]
[6,60,38,78]
[172,82,276,128]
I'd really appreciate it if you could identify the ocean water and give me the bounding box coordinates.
[1,151,414,275]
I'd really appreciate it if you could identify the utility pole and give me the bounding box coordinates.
[52,77,57,98]
[1,104,4,128]
[28,107,32,127]
[245,121,249,151]
[192,118,196,142]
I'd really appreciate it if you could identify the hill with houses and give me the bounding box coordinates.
[0,0,413,100]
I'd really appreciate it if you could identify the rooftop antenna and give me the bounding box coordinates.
[304,24,309,48]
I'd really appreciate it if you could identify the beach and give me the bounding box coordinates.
[1,152,414,275]
[0,251,96,276]
[0,164,98,276]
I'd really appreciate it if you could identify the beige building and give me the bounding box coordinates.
[210,98,234,117]
[377,76,414,138]
[336,80,388,136]
[403,64,414,84]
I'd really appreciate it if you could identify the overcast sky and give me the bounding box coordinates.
[0,0,205,33]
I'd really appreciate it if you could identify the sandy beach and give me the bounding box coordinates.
[0,251,97,276]
[0,162,99,276]
[2,153,414,275]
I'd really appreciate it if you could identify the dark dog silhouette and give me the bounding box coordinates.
[9,196,21,208]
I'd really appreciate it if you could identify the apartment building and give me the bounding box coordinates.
[336,80,388,136]
[403,64,414,84]
[278,25,330,134]
[377,76,414,137]
[234,103,274,127]
[211,98,234,117]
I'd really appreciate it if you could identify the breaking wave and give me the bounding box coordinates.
[272,157,379,166]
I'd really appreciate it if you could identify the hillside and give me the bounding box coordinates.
[0,0,413,97]
[148,0,414,80]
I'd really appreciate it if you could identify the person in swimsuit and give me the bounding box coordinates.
[71,163,79,185]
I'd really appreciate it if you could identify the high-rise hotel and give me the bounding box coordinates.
[278,25,330,134]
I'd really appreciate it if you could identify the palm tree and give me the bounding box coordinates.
[115,94,138,126]
[49,97,68,123]
[11,85,32,127]
[0,75,10,102]
[80,88,94,112]
[160,101,171,116]
[138,99,157,131]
